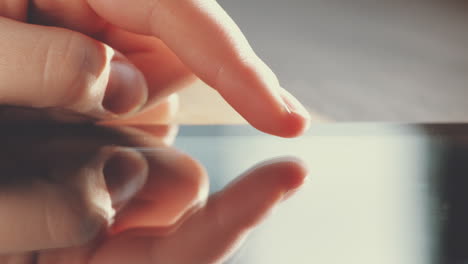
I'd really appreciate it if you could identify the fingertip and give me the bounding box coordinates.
[277,110,311,138]
[255,156,309,191]
[237,87,310,138]
[277,88,311,138]
[276,157,309,201]
[280,157,308,190]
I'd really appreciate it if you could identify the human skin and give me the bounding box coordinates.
[0,0,311,262]
[0,123,308,264]
[0,0,310,137]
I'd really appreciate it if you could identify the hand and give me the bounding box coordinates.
[0,123,308,263]
[0,0,310,137]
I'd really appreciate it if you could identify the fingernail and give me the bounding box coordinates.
[280,88,311,120]
[103,148,148,207]
[103,60,148,115]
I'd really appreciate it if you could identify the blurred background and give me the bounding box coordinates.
[178,0,468,123]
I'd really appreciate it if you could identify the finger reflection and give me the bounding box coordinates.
[0,123,204,254]
[0,123,307,264]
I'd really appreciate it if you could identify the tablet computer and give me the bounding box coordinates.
[175,124,468,264]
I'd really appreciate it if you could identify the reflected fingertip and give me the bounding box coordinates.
[279,157,309,190]
[273,158,308,201]
[251,156,309,190]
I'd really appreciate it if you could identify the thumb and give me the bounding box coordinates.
[0,17,148,119]
[0,146,148,254]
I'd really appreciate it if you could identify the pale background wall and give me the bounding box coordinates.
[179,0,468,122]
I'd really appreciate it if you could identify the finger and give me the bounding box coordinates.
[89,157,307,264]
[110,146,209,235]
[150,157,308,264]
[0,0,28,21]
[101,93,179,126]
[87,0,311,137]
[0,146,148,254]
[101,27,196,107]
[29,0,106,34]
[0,17,148,119]
[41,123,205,232]
[32,130,205,263]
[30,3,196,111]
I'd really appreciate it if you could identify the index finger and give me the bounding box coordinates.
[87,0,310,137]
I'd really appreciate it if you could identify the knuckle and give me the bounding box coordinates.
[41,31,108,109]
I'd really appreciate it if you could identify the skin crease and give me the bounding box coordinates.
[0,0,311,263]
[2,0,310,136]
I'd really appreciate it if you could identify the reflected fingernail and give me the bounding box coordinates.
[103,148,148,207]
[280,88,311,120]
[103,60,148,116]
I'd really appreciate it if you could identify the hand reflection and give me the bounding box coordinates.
[0,123,307,264]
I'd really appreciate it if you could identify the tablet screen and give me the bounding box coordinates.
[175,124,468,264]
[2,123,466,263]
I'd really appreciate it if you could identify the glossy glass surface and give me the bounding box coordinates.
[2,123,468,263]
[176,124,468,264]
